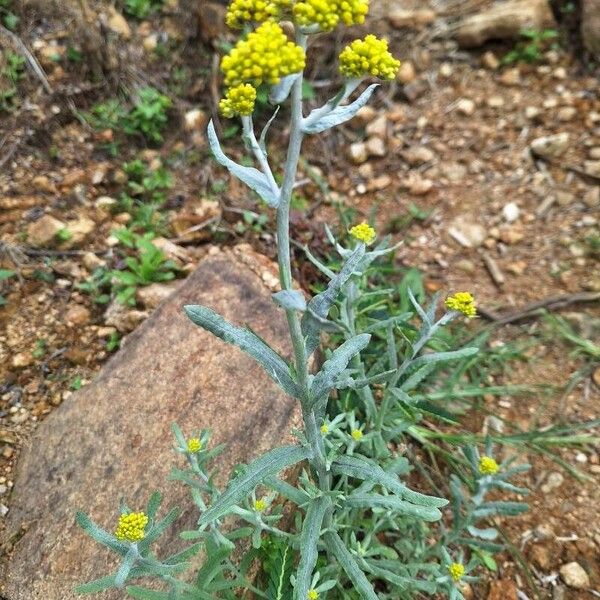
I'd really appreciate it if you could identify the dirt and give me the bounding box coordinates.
[0,1,599,598]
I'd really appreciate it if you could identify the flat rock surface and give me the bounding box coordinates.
[1,249,299,599]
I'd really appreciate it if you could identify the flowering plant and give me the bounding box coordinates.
[77,2,529,598]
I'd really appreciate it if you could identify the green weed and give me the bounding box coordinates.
[0,268,15,306]
[502,29,559,65]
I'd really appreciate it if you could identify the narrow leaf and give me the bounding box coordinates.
[272,290,307,312]
[76,575,118,594]
[345,493,442,522]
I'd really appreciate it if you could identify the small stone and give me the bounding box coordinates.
[366,136,386,158]
[448,217,487,248]
[530,544,552,570]
[82,252,106,271]
[559,562,590,589]
[61,217,95,248]
[499,68,521,86]
[456,98,475,116]
[0,504,8,518]
[499,224,524,245]
[367,175,392,191]
[481,51,499,70]
[143,34,158,52]
[525,106,542,120]
[104,301,149,333]
[506,261,527,276]
[592,366,600,388]
[541,471,564,493]
[27,215,66,247]
[136,281,182,309]
[396,61,416,84]
[439,62,453,78]
[348,142,368,165]
[487,579,517,600]
[65,304,91,326]
[365,115,388,139]
[487,96,504,108]
[184,109,209,132]
[503,202,520,223]
[584,187,599,207]
[403,146,435,166]
[32,175,56,194]
[575,452,588,463]
[354,105,377,126]
[584,160,600,178]
[389,8,436,28]
[530,133,570,159]
[404,173,433,196]
[106,7,131,38]
[95,195,117,210]
[557,106,577,122]
[589,147,600,160]
[456,259,476,273]
[12,352,34,369]
[553,66,567,79]
[441,162,467,182]
[556,190,575,206]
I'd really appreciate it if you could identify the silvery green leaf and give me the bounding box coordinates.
[76,511,129,555]
[265,476,310,506]
[146,491,162,520]
[332,455,448,508]
[138,507,179,552]
[408,288,430,327]
[259,107,280,154]
[304,246,336,279]
[208,120,280,208]
[492,480,530,495]
[363,314,413,334]
[473,501,528,518]
[467,525,499,540]
[303,84,379,134]
[115,547,137,587]
[398,362,440,393]
[184,304,299,398]
[310,334,371,402]
[126,587,175,600]
[198,445,311,526]
[269,74,300,104]
[272,290,307,312]
[335,369,395,390]
[76,575,118,594]
[324,531,379,600]
[301,244,365,357]
[407,347,479,373]
[345,493,442,522]
[294,496,330,600]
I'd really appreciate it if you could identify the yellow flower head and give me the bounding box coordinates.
[221,21,306,88]
[254,498,267,512]
[320,423,329,435]
[479,455,499,476]
[445,292,477,318]
[294,0,369,32]
[226,0,290,29]
[187,438,202,453]
[349,222,376,244]
[351,429,363,441]
[115,512,149,543]
[307,590,319,600]
[339,35,400,80]
[220,83,257,118]
[448,562,465,582]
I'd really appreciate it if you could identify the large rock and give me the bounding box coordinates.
[1,248,300,599]
[582,0,600,57]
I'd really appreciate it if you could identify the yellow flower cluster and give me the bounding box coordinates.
[115,512,149,543]
[253,498,267,512]
[349,222,376,244]
[187,437,202,453]
[320,423,329,434]
[448,562,465,582]
[220,83,257,118]
[226,0,290,29]
[293,0,369,32]
[339,35,400,80]
[221,22,306,88]
[445,292,477,318]
[308,590,320,600]
[351,429,363,441]
[479,455,500,475]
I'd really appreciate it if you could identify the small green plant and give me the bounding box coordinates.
[502,28,559,65]
[77,268,112,305]
[123,0,164,20]
[70,376,84,391]
[106,331,121,352]
[0,51,25,112]
[32,338,48,360]
[0,0,18,30]
[55,228,73,243]
[0,268,15,306]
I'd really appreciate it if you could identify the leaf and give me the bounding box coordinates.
[467,525,499,540]
[265,476,309,506]
[259,107,280,154]
[75,575,118,594]
[345,493,442,522]
[138,507,179,552]
[324,531,378,600]
[269,74,300,104]
[184,304,299,398]
[310,334,371,403]
[199,445,311,526]
[473,501,528,518]
[302,84,379,134]
[272,290,306,312]
[294,496,330,600]
[266,540,294,600]
[301,244,365,357]
[115,547,137,587]
[75,511,128,555]
[208,120,280,208]
[331,455,448,508]
[126,587,173,600]
[0,269,15,281]
[406,347,479,372]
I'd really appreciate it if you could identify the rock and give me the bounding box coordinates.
[152,238,192,265]
[104,301,149,333]
[64,304,91,327]
[482,51,500,69]
[389,8,436,29]
[557,106,577,122]
[593,366,600,388]
[487,579,518,600]
[503,202,520,222]
[525,106,542,120]
[11,352,33,369]
[354,105,377,126]
[541,471,564,493]
[184,109,209,132]
[584,160,600,178]
[530,544,552,570]
[453,0,555,47]
[27,215,66,247]
[367,175,392,191]
[197,1,227,45]
[105,7,131,38]
[448,217,487,248]
[583,187,599,207]
[403,173,433,196]
[365,115,387,139]
[582,0,600,56]
[403,146,435,166]
[348,142,368,165]
[366,136,386,158]
[589,147,600,160]
[396,61,416,84]
[560,562,590,589]
[32,175,57,194]
[456,98,476,116]
[136,281,183,309]
[487,95,505,108]
[441,162,467,182]
[499,67,521,86]
[2,249,300,599]
[82,252,106,271]
[61,217,96,249]
[143,33,159,52]
[530,133,570,159]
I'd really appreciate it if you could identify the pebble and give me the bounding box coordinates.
[396,61,416,84]
[365,115,388,139]
[11,352,33,369]
[27,215,66,247]
[559,562,590,589]
[530,133,570,159]
[366,136,386,158]
[403,145,435,166]
[448,216,487,248]
[184,109,209,132]
[557,107,577,122]
[584,160,600,178]
[481,51,499,70]
[503,202,520,223]
[499,68,520,86]
[136,281,182,309]
[589,147,600,160]
[456,98,476,116]
[65,304,91,326]
[0,504,8,517]
[348,142,368,165]
[541,471,564,493]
